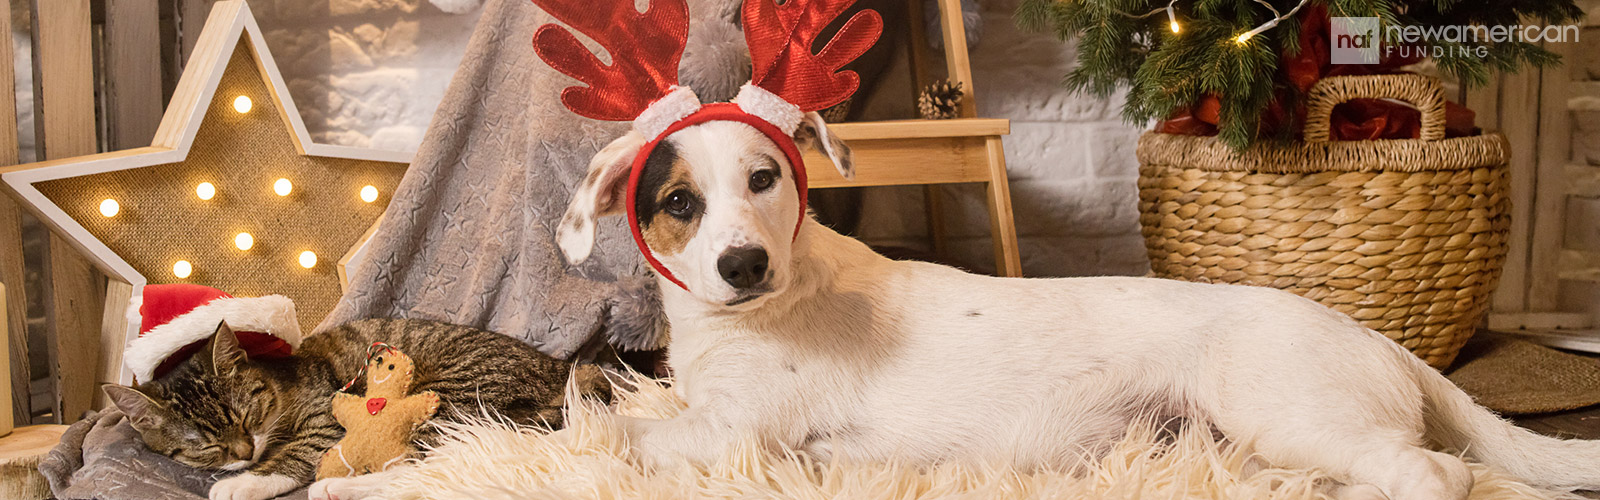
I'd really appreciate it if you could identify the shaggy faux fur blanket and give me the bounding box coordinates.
[372,376,1577,500]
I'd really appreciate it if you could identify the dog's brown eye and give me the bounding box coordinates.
[749,170,777,193]
[664,190,695,218]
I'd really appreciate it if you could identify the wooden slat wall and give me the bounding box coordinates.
[0,200,28,427]
[0,0,28,428]
[1526,39,1575,311]
[105,0,165,150]
[1480,70,1542,313]
[32,0,104,423]
[1,282,11,436]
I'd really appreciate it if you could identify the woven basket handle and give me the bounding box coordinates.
[1303,74,1447,143]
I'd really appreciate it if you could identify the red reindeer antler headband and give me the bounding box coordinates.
[532,0,881,291]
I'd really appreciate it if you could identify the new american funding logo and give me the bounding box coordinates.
[1330,17,1582,64]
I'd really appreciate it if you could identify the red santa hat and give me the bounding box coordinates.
[123,283,302,383]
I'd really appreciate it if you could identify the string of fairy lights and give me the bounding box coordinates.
[1107,0,1313,43]
[91,93,386,280]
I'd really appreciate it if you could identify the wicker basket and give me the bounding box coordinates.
[1136,74,1511,369]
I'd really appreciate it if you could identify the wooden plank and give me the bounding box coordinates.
[983,137,1021,276]
[339,216,385,292]
[903,0,937,101]
[1489,312,1594,331]
[32,0,105,424]
[1497,329,1600,355]
[1569,163,1600,197]
[1559,249,1600,283]
[1463,75,1500,131]
[1492,70,1541,312]
[933,0,975,117]
[104,0,165,150]
[826,119,1008,140]
[31,0,97,159]
[1527,39,1574,311]
[0,0,18,166]
[0,424,68,462]
[923,186,948,256]
[45,236,103,423]
[1,283,11,437]
[807,135,992,188]
[0,0,24,430]
[94,281,131,410]
[0,199,27,427]
[154,1,239,150]
[180,0,219,63]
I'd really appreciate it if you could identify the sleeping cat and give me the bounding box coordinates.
[102,318,606,500]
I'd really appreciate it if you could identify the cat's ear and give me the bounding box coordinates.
[210,321,247,376]
[103,385,165,431]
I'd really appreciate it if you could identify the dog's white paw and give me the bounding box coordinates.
[208,472,300,500]
[308,470,401,500]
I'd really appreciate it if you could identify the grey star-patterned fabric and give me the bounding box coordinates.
[42,0,746,498]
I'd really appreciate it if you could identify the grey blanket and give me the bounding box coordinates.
[42,0,746,497]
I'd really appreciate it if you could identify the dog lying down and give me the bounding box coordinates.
[314,109,1600,500]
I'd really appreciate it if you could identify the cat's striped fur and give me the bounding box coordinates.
[103,318,603,487]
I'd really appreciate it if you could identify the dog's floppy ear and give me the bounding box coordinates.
[559,131,648,265]
[794,111,854,180]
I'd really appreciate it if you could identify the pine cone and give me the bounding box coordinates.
[918,80,965,120]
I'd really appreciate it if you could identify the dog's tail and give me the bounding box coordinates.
[1415,352,1600,490]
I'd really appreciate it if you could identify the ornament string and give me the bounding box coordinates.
[1089,0,1311,40]
[337,341,400,393]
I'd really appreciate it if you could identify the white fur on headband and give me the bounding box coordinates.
[123,295,301,382]
[733,84,803,136]
[633,86,703,139]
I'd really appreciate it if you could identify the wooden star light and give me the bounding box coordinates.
[0,1,409,383]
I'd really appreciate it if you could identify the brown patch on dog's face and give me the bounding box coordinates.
[635,140,703,256]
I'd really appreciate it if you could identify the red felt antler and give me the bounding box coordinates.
[743,0,883,112]
[531,0,690,121]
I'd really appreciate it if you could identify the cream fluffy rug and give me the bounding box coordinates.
[377,377,1577,500]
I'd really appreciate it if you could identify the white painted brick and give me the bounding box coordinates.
[1086,123,1143,179]
[969,16,1127,123]
[1575,110,1600,167]
[1002,122,1095,181]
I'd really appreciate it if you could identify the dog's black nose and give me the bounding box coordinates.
[717,246,769,290]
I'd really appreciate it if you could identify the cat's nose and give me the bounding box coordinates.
[230,440,254,461]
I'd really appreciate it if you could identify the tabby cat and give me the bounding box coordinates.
[103,318,602,500]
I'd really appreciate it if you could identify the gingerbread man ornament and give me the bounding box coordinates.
[317,345,440,479]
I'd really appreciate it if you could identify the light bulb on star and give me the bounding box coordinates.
[99,199,119,217]
[274,178,292,196]
[360,185,378,203]
[196,182,216,200]
[234,232,254,251]
[172,260,193,279]
[233,95,252,113]
[298,251,317,269]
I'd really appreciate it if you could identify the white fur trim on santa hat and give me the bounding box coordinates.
[733,84,803,136]
[123,295,301,382]
[633,86,702,139]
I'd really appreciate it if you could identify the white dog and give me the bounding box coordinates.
[312,114,1600,500]
[547,113,1600,500]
